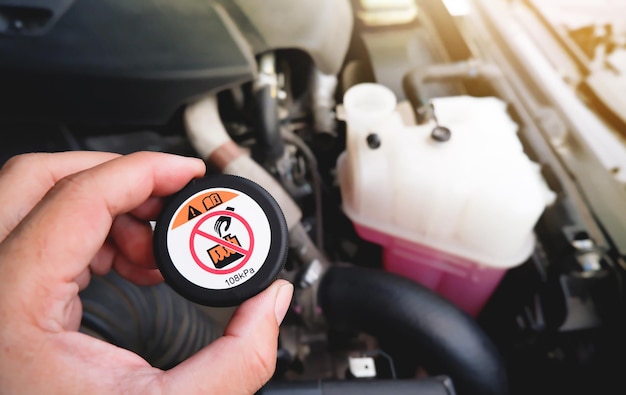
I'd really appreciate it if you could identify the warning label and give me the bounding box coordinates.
[166,187,271,290]
[171,190,239,230]
[189,209,254,275]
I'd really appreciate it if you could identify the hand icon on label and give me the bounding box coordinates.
[214,207,235,237]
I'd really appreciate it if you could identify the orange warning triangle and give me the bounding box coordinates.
[188,205,203,220]
[171,190,239,230]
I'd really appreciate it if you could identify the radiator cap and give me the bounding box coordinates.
[154,174,288,307]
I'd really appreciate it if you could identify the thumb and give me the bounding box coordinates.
[162,280,293,395]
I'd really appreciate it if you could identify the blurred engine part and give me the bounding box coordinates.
[1,1,626,395]
[462,0,626,255]
[318,265,508,395]
[259,377,455,395]
[0,0,352,125]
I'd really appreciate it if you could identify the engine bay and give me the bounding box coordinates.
[2,1,626,394]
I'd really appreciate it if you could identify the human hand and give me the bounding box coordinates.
[0,151,293,394]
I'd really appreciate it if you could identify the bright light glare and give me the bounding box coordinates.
[360,0,416,9]
[359,0,419,26]
[442,0,470,16]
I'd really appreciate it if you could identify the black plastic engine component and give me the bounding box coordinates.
[0,0,354,126]
[258,377,456,395]
[318,265,509,395]
[0,0,256,125]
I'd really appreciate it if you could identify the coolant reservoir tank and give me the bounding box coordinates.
[337,83,556,315]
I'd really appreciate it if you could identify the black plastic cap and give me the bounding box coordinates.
[153,174,288,307]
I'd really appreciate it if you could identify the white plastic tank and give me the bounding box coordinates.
[337,83,556,315]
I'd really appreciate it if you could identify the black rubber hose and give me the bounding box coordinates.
[79,271,219,369]
[318,266,509,395]
[402,61,501,123]
[254,85,285,164]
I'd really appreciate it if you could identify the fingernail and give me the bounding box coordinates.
[274,282,294,325]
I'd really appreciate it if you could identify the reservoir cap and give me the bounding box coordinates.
[154,174,288,307]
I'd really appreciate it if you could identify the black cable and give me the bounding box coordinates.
[281,127,324,251]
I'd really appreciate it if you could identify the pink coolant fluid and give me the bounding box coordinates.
[337,85,556,317]
[355,225,507,317]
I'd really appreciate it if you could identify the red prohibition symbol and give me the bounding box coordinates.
[189,210,255,275]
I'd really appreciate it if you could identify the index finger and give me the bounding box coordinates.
[0,151,206,287]
[0,151,121,242]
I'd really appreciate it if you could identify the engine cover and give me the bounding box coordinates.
[0,0,352,125]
